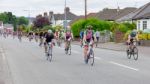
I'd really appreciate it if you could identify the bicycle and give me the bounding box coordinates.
[65,39,71,55]
[126,40,138,60]
[46,42,53,62]
[80,39,83,47]
[57,38,62,47]
[84,42,94,66]
[18,35,22,42]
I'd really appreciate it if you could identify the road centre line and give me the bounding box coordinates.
[109,61,139,71]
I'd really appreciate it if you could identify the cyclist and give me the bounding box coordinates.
[44,30,54,53]
[34,32,39,42]
[64,27,73,51]
[95,29,100,47]
[28,31,34,42]
[80,29,84,47]
[54,30,60,46]
[83,25,95,63]
[127,30,139,51]
[39,32,44,46]
[18,31,23,42]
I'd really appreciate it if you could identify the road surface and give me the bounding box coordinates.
[0,36,150,84]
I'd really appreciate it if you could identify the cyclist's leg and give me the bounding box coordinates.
[65,40,68,50]
[44,42,48,53]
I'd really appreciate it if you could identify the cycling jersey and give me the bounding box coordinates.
[45,33,54,43]
[66,32,71,40]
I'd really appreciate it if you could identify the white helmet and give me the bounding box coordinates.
[48,29,52,33]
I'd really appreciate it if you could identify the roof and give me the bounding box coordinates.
[87,13,97,18]
[114,7,137,20]
[96,8,118,21]
[54,7,78,20]
[117,2,150,21]
[96,7,137,21]
[54,12,78,20]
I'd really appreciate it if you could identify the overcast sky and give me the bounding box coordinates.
[0,0,149,17]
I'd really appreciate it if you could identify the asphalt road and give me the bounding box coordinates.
[0,36,150,84]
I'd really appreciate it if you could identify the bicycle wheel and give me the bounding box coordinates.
[133,47,138,60]
[65,47,68,54]
[127,49,131,59]
[89,49,94,66]
[47,46,52,62]
[69,45,71,55]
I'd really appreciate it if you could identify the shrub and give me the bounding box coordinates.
[123,30,131,40]
[71,18,112,37]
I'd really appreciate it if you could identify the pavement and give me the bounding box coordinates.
[73,41,150,56]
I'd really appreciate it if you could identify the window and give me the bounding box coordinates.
[138,21,140,30]
[143,21,147,30]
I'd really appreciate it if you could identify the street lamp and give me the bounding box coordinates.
[85,0,87,20]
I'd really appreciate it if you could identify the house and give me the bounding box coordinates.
[54,7,78,27]
[3,24,14,34]
[116,2,150,30]
[49,11,55,27]
[38,7,78,27]
[69,7,136,25]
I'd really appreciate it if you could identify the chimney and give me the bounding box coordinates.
[44,12,48,17]
[49,11,53,16]
[64,7,70,13]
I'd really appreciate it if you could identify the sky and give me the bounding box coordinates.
[0,0,149,17]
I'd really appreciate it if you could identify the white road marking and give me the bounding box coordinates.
[109,61,139,71]
[56,46,80,54]
[94,57,102,60]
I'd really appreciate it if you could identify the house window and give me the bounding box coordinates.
[138,21,140,30]
[143,21,147,30]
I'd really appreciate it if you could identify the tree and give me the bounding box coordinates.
[33,17,50,29]
[17,16,29,25]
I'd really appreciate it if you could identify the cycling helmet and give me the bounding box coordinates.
[48,29,52,33]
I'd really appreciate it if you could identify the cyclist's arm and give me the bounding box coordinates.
[71,33,74,40]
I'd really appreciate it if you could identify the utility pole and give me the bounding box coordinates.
[64,0,67,30]
[85,0,87,20]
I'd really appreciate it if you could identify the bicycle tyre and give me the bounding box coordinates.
[127,49,131,59]
[89,49,94,66]
[47,46,52,62]
[69,45,71,55]
[133,47,138,60]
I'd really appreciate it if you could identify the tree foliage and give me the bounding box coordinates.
[33,17,50,29]
[17,16,29,25]
[71,18,112,37]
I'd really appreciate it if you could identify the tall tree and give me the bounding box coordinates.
[33,16,50,29]
[17,16,29,25]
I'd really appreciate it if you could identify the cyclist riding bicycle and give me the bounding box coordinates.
[83,25,95,63]
[39,32,44,46]
[64,27,73,51]
[44,30,55,53]
[127,30,139,51]
[18,31,23,41]
[80,29,84,47]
